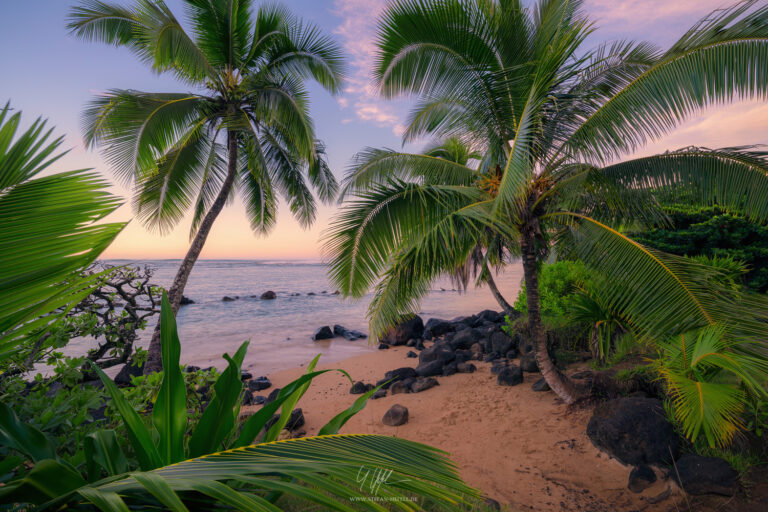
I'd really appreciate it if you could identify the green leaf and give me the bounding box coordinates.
[0,401,57,462]
[78,487,131,512]
[89,362,162,470]
[0,459,86,505]
[318,383,384,436]
[188,341,249,458]
[132,472,189,512]
[153,292,187,465]
[84,430,129,480]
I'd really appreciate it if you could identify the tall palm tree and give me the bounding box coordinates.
[325,0,768,403]
[68,0,345,373]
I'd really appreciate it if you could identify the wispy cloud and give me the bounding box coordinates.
[333,0,408,135]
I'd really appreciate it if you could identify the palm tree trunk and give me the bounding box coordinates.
[520,223,584,404]
[485,266,514,315]
[143,131,239,374]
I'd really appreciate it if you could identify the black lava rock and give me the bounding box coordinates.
[520,352,539,372]
[628,464,657,493]
[406,351,418,358]
[497,365,523,386]
[442,361,458,376]
[382,315,424,345]
[484,351,501,362]
[410,377,439,393]
[532,378,550,392]
[378,343,390,349]
[416,359,444,377]
[260,290,276,300]
[312,326,334,341]
[179,295,195,305]
[253,395,267,405]
[350,381,374,394]
[490,331,515,355]
[382,404,409,426]
[384,367,417,383]
[265,388,281,404]
[240,371,253,381]
[418,342,455,365]
[222,296,236,302]
[673,454,738,496]
[389,379,414,394]
[457,362,476,373]
[424,318,454,337]
[247,376,271,392]
[371,389,387,399]
[586,397,680,465]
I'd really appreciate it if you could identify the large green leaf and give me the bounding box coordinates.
[90,363,162,471]
[0,459,87,505]
[188,341,249,458]
[0,401,57,463]
[152,292,187,465]
[84,430,129,480]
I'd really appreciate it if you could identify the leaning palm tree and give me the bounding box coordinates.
[68,0,344,373]
[325,0,768,403]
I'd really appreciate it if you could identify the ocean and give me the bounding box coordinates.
[70,259,523,376]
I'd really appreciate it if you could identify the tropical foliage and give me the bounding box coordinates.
[633,204,768,292]
[324,0,768,404]
[0,292,477,510]
[656,325,768,448]
[0,103,124,368]
[68,0,345,372]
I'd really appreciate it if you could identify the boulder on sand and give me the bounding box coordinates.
[418,342,455,365]
[628,464,656,493]
[416,359,444,377]
[497,365,523,386]
[586,397,680,465]
[424,318,454,337]
[382,404,409,426]
[410,377,439,393]
[672,454,738,496]
[333,324,367,340]
[381,315,424,346]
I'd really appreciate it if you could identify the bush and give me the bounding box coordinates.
[514,261,594,318]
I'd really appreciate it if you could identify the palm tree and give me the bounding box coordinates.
[325,0,768,403]
[68,0,345,373]
[330,136,516,315]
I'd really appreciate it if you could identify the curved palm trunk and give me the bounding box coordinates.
[485,266,514,315]
[520,224,584,404]
[143,131,239,374]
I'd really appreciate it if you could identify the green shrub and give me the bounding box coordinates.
[514,261,594,318]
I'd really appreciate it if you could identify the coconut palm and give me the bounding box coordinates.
[68,0,344,373]
[325,0,768,403]
[331,137,516,315]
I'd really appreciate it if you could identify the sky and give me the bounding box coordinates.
[1,0,766,260]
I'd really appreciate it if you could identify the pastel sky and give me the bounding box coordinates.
[1,0,766,259]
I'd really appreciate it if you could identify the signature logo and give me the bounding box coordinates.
[356,466,398,496]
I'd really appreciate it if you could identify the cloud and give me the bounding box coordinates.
[584,0,727,24]
[333,0,406,134]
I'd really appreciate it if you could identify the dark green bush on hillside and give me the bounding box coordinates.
[632,206,768,292]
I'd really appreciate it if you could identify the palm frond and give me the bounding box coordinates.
[339,148,478,200]
[0,105,124,361]
[568,1,768,162]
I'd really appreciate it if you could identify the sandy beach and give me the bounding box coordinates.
[243,345,683,511]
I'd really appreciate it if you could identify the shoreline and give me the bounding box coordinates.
[243,345,679,511]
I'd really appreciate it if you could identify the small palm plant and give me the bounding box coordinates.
[0,292,478,510]
[68,0,345,373]
[656,325,768,448]
[325,0,768,403]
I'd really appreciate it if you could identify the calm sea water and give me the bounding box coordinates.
[70,260,523,376]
